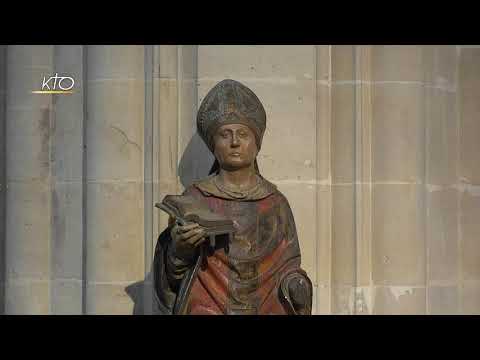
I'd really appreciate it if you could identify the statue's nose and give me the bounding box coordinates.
[231,135,240,147]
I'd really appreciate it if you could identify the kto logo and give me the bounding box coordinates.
[32,73,75,94]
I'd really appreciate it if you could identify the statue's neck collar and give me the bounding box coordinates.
[193,174,277,201]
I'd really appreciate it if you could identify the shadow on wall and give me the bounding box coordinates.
[124,132,214,314]
[177,132,215,189]
[124,272,152,315]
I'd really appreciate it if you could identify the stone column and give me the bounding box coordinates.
[156,45,180,240]
[50,45,85,314]
[366,46,428,314]
[4,46,54,314]
[3,45,86,314]
[0,45,6,314]
[314,45,333,314]
[85,46,145,314]
[423,46,460,314]
[330,46,357,314]
[458,46,480,314]
[314,45,358,315]
[321,45,462,315]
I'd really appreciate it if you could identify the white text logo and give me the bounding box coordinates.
[32,73,75,94]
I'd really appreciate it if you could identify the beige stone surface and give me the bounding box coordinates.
[86,283,135,315]
[423,46,457,88]
[86,80,144,181]
[87,46,144,80]
[86,182,144,282]
[331,185,355,286]
[53,133,84,183]
[179,46,198,80]
[316,185,332,286]
[3,46,53,315]
[426,88,458,186]
[51,280,82,314]
[427,189,458,282]
[428,286,459,314]
[459,48,480,185]
[0,46,5,314]
[6,133,51,182]
[372,46,423,82]
[460,191,480,280]
[316,45,332,82]
[7,45,53,69]
[332,84,355,184]
[461,282,480,314]
[178,74,199,169]
[6,67,53,110]
[157,78,179,179]
[85,45,145,281]
[5,182,50,280]
[372,184,425,285]
[6,106,53,138]
[355,287,373,314]
[53,46,85,183]
[316,285,331,314]
[356,184,374,287]
[314,83,331,182]
[51,182,83,279]
[157,45,178,79]
[198,45,315,81]
[332,285,355,314]
[373,286,426,314]
[372,84,424,182]
[332,46,355,82]
[5,281,50,314]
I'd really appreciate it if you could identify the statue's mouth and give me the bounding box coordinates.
[229,152,241,157]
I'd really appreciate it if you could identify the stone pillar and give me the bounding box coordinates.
[3,45,86,314]
[423,46,460,314]
[366,46,428,314]
[458,46,480,314]
[85,46,145,314]
[331,45,357,314]
[50,45,85,314]
[320,45,462,315]
[0,45,6,314]
[4,46,54,314]
[143,45,155,315]
[156,45,180,240]
[315,45,333,314]
[177,46,203,188]
[155,45,200,231]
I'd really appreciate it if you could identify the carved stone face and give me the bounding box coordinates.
[213,123,258,171]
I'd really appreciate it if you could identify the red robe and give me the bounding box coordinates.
[153,175,312,315]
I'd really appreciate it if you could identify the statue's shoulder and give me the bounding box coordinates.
[263,183,293,209]
[259,177,280,196]
[189,174,217,196]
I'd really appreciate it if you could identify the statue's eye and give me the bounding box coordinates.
[221,132,229,138]
[238,131,247,138]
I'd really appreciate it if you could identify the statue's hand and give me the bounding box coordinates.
[287,276,309,315]
[170,220,207,264]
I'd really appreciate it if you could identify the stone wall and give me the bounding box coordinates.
[458,46,480,314]
[0,45,478,314]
